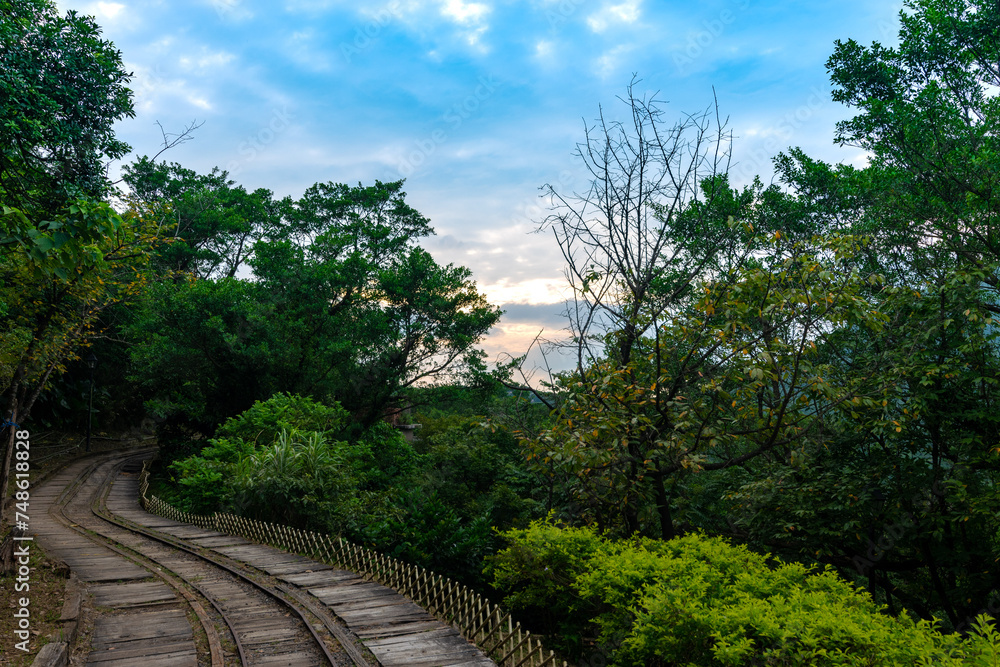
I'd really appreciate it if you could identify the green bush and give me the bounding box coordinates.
[227,429,366,531]
[168,437,253,513]
[486,519,606,650]
[489,519,1000,666]
[215,392,350,445]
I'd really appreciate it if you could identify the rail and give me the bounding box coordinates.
[138,461,567,667]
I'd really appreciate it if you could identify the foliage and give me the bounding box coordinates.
[489,520,1000,665]
[161,391,544,587]
[1,200,158,424]
[525,229,891,539]
[251,180,501,425]
[214,392,351,446]
[513,1,1000,636]
[826,0,1000,306]
[127,179,501,432]
[121,158,281,278]
[0,0,133,212]
[727,263,1000,628]
[126,276,276,434]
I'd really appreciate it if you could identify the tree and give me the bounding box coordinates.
[538,79,736,375]
[527,227,890,539]
[0,0,138,428]
[121,158,281,279]
[0,0,152,572]
[825,0,1000,309]
[128,179,501,432]
[713,0,1000,628]
[0,0,133,213]
[253,180,502,425]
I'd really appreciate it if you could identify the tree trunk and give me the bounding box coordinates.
[0,402,19,530]
[653,468,675,540]
[0,406,22,576]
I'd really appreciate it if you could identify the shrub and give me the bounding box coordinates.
[215,392,350,446]
[489,519,1000,666]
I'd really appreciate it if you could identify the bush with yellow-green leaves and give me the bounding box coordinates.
[488,519,1000,666]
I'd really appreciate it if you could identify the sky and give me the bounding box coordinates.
[57,0,903,375]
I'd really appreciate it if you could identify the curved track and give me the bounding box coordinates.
[45,450,368,666]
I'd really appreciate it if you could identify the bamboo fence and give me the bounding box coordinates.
[138,462,567,667]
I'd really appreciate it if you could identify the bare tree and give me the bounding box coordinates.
[539,77,734,376]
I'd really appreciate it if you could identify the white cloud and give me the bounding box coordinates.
[93,1,125,18]
[178,48,236,73]
[439,0,492,49]
[187,96,213,110]
[594,44,633,78]
[202,0,254,21]
[440,0,490,24]
[587,0,641,33]
[534,40,554,59]
[481,277,567,305]
[125,65,216,114]
[69,1,129,27]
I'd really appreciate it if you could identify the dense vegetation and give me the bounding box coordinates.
[4,0,1000,663]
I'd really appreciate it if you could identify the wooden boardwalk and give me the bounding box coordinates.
[31,457,199,666]
[30,452,495,666]
[108,468,496,667]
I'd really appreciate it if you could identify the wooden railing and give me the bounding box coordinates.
[137,462,567,667]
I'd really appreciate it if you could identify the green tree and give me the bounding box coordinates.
[0,0,133,212]
[527,228,890,540]
[0,1,155,554]
[718,0,1000,628]
[825,0,1000,309]
[121,158,281,278]
[128,180,501,431]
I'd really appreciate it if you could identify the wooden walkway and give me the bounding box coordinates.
[31,457,199,666]
[108,468,495,667]
[31,452,495,666]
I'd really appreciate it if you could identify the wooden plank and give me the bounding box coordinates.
[309,582,402,603]
[186,535,252,548]
[211,544,286,559]
[87,651,197,667]
[335,605,432,626]
[279,569,356,586]
[354,620,446,638]
[90,581,177,607]
[259,558,335,575]
[87,641,194,662]
[253,652,323,667]
[90,609,192,645]
[153,526,222,539]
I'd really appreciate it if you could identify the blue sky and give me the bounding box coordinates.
[59,0,903,372]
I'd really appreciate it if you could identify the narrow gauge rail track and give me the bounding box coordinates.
[48,450,370,666]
